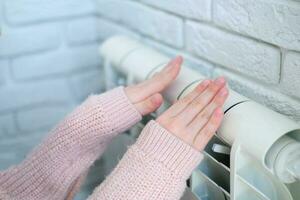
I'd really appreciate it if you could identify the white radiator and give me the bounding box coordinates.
[99,36,300,200]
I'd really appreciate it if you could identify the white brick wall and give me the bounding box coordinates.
[5,0,96,24]
[1,0,300,198]
[140,0,212,21]
[281,52,300,99]
[185,22,280,84]
[0,24,61,57]
[0,61,8,86]
[0,0,104,171]
[12,45,101,80]
[213,68,300,121]
[213,0,300,51]
[95,0,300,122]
[66,16,139,45]
[96,0,184,47]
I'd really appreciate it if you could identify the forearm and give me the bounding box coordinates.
[88,120,203,200]
[0,87,141,200]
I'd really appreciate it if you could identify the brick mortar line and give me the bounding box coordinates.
[213,65,300,102]
[11,65,101,83]
[4,9,98,27]
[95,13,180,48]
[125,0,300,54]
[132,0,212,22]
[185,19,281,50]
[141,37,300,102]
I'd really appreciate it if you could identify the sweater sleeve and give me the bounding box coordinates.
[87,120,203,200]
[0,86,142,200]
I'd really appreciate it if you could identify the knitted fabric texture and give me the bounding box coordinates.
[0,87,141,200]
[0,87,203,200]
[87,120,203,200]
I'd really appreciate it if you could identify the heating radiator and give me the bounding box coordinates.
[99,36,300,200]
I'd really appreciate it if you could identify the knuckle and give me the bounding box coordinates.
[190,100,203,111]
[208,84,219,94]
[194,97,205,106]
[214,97,223,105]
[201,109,211,122]
[207,124,215,132]
[215,94,226,104]
[209,102,219,111]
[179,96,192,105]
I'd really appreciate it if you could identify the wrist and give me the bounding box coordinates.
[135,120,203,179]
[93,86,142,135]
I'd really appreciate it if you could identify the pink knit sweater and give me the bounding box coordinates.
[0,87,203,200]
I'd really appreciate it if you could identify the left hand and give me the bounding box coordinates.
[124,56,182,115]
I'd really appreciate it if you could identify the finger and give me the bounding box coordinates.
[160,79,211,119]
[187,86,228,137]
[134,93,163,115]
[138,56,182,95]
[125,56,182,103]
[194,107,224,151]
[174,77,226,126]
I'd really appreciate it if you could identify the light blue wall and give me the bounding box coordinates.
[0,0,103,170]
[0,0,139,198]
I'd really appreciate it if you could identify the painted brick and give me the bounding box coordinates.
[0,130,46,149]
[5,0,95,24]
[66,17,100,45]
[0,24,61,58]
[281,52,300,99]
[0,60,8,86]
[0,2,4,26]
[0,152,18,170]
[0,80,72,112]
[68,68,104,101]
[185,22,280,84]
[0,130,47,169]
[16,105,72,132]
[213,68,300,121]
[183,54,214,78]
[12,45,101,80]
[140,0,211,21]
[213,0,300,51]
[97,0,183,48]
[0,114,17,137]
[96,19,140,42]
[95,0,122,21]
[144,38,214,77]
[66,17,139,45]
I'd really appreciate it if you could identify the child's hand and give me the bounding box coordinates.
[125,56,182,115]
[156,77,228,151]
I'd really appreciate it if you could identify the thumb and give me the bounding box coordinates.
[134,93,163,115]
[125,56,182,104]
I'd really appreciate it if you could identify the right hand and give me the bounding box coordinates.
[156,77,229,151]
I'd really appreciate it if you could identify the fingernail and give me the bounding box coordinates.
[215,77,226,85]
[219,87,228,96]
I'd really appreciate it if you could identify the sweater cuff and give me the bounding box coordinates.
[93,86,142,134]
[136,120,203,178]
